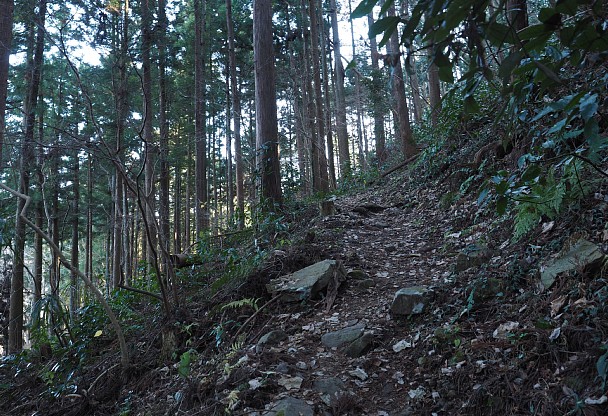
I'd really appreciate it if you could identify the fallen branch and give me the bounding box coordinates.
[376,153,420,182]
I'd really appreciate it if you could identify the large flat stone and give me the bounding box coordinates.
[264,396,314,416]
[540,239,604,289]
[267,260,343,302]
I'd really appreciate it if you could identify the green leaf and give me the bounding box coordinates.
[521,164,541,183]
[519,24,552,41]
[498,51,521,84]
[485,22,515,46]
[495,180,510,195]
[547,118,567,134]
[438,64,454,83]
[178,350,193,378]
[555,0,578,15]
[496,195,508,215]
[579,93,598,121]
[345,59,357,71]
[477,188,489,206]
[369,16,400,37]
[351,0,382,19]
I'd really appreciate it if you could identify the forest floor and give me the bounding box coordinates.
[2,139,608,415]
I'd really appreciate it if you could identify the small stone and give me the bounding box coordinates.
[257,330,288,346]
[391,286,431,316]
[349,367,368,381]
[321,323,365,349]
[344,333,375,358]
[454,245,492,272]
[313,377,345,406]
[264,397,314,416]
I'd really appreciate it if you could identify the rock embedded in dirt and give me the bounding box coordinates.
[344,332,375,358]
[540,238,604,290]
[257,330,288,347]
[313,377,345,406]
[321,323,365,349]
[264,396,314,416]
[266,259,346,302]
[391,286,431,316]
[454,244,492,272]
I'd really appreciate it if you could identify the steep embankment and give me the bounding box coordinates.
[2,141,608,415]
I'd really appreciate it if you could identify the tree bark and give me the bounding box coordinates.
[70,148,80,319]
[387,2,417,158]
[329,0,351,178]
[9,0,46,353]
[307,0,329,193]
[367,12,387,165]
[254,0,283,206]
[0,0,13,167]
[158,0,171,270]
[195,0,209,233]
[226,0,245,227]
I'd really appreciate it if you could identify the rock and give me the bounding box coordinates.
[313,377,345,406]
[355,279,376,290]
[321,323,365,349]
[391,286,431,316]
[540,239,604,290]
[264,397,314,416]
[347,269,369,280]
[454,244,492,272]
[468,277,505,303]
[266,260,346,302]
[348,367,368,381]
[257,330,288,346]
[344,333,375,358]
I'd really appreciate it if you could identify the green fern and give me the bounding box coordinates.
[220,298,259,313]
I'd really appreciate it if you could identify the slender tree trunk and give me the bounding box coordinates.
[86,151,93,288]
[308,0,329,193]
[10,0,46,353]
[367,12,387,165]
[142,0,157,272]
[70,149,80,319]
[254,0,283,206]
[347,0,367,169]
[158,0,171,269]
[427,47,441,126]
[321,40,336,189]
[226,0,245,228]
[113,1,129,288]
[329,0,350,178]
[195,0,209,234]
[225,73,234,221]
[33,108,44,303]
[387,3,416,158]
[0,0,14,167]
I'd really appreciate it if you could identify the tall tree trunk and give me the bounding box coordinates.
[113,1,129,288]
[367,12,387,165]
[321,39,336,189]
[225,73,234,221]
[9,0,46,353]
[308,0,329,193]
[427,47,441,126]
[329,0,350,178]
[70,149,80,319]
[33,106,44,303]
[254,0,283,206]
[387,3,416,158]
[226,0,245,228]
[347,0,367,169]
[142,0,157,271]
[0,0,13,166]
[158,0,171,269]
[195,0,209,234]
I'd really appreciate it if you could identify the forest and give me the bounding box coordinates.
[1,0,607,414]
